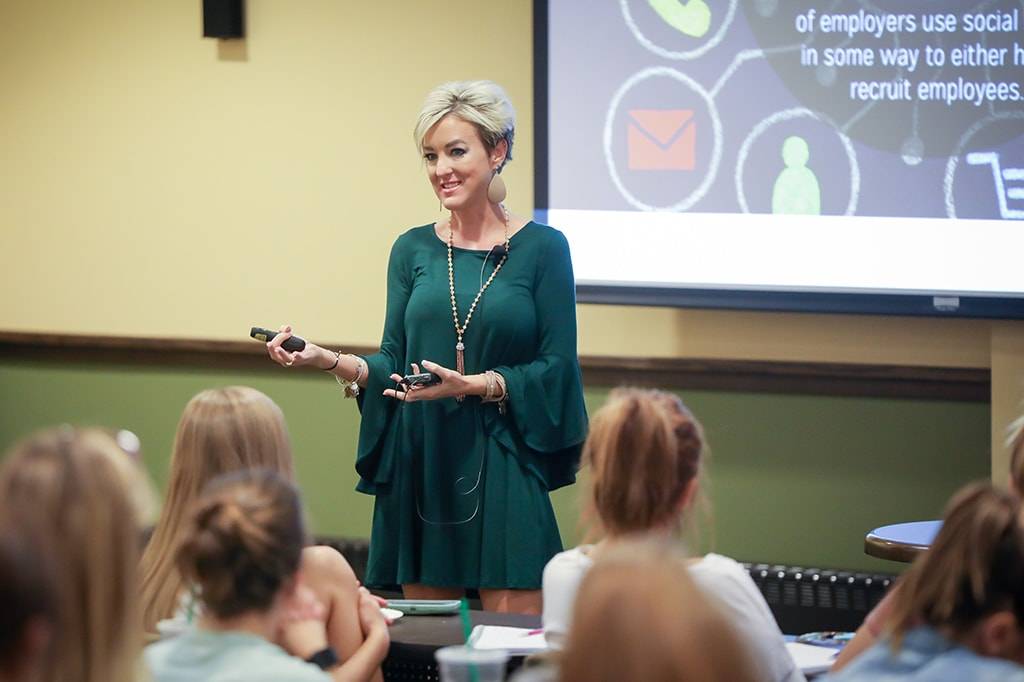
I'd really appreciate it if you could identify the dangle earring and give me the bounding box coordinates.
[487,169,507,204]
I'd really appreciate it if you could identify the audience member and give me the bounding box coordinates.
[824,482,1024,681]
[559,540,758,682]
[832,416,1024,672]
[139,387,380,679]
[0,427,153,682]
[1008,414,1024,496]
[145,469,388,682]
[542,387,803,681]
[0,523,55,682]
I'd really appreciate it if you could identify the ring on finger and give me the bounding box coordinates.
[285,360,294,367]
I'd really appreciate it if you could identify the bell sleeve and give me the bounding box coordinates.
[492,229,588,490]
[353,236,411,493]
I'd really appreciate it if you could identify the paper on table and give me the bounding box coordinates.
[786,642,838,676]
[469,625,548,655]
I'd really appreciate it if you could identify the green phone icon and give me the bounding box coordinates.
[647,0,711,39]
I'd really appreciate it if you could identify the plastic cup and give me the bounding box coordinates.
[435,645,510,682]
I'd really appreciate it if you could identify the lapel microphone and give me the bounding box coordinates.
[479,244,509,289]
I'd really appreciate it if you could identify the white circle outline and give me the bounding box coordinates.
[621,0,738,61]
[944,110,1024,219]
[735,108,860,216]
[604,67,723,212]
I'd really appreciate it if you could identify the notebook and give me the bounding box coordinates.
[468,625,549,655]
[786,641,838,676]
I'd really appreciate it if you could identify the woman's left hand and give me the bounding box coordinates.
[384,359,468,402]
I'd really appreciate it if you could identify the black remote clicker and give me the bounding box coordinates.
[401,372,441,388]
[250,327,306,352]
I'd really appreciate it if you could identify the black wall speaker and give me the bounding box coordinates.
[203,0,244,39]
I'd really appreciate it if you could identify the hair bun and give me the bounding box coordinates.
[585,388,706,536]
[175,470,306,619]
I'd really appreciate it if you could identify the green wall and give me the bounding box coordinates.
[0,358,990,573]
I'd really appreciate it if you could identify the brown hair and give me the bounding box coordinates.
[1007,414,1024,496]
[887,482,1024,649]
[176,469,307,619]
[0,427,151,682]
[560,540,757,682]
[584,388,705,537]
[140,386,294,631]
[0,521,56,674]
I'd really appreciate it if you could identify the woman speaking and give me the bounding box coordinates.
[267,81,587,614]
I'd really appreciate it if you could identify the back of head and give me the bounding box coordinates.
[141,386,293,630]
[413,80,516,169]
[584,388,705,537]
[166,386,294,489]
[0,522,56,681]
[0,427,149,682]
[888,482,1024,649]
[175,469,307,620]
[560,540,756,682]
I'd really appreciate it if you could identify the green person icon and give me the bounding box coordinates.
[772,136,821,215]
[647,0,711,39]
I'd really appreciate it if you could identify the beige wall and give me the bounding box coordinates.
[0,0,537,344]
[1,1,1022,469]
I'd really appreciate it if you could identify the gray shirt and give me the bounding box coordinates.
[146,629,330,682]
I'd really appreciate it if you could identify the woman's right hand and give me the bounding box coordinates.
[266,324,329,369]
[278,585,330,659]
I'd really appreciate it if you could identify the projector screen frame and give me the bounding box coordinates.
[532,0,1024,320]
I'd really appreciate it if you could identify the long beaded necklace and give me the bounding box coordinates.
[447,207,511,402]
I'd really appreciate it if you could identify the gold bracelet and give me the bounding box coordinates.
[482,370,507,409]
[494,371,507,415]
[483,370,497,402]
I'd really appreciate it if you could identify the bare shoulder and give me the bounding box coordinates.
[301,545,358,585]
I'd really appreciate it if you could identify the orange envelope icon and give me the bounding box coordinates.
[627,109,696,170]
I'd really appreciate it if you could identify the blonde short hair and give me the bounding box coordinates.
[413,80,515,171]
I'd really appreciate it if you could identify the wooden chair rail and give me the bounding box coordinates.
[0,331,989,401]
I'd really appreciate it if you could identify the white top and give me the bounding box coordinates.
[542,546,806,682]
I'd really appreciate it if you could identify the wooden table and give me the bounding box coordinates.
[864,520,941,562]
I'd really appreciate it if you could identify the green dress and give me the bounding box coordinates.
[355,221,587,589]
